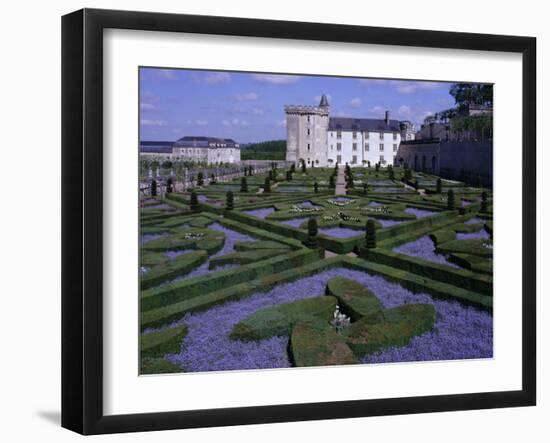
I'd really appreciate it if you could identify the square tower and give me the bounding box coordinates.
[285,94,330,167]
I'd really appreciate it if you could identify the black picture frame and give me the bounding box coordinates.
[61,8,537,435]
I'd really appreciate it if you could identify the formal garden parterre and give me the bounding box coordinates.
[139,164,493,374]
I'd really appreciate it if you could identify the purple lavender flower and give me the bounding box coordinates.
[163,268,492,372]
[404,207,436,219]
[243,207,276,219]
[280,218,307,228]
[393,235,460,269]
[456,229,491,241]
[319,227,363,238]
[367,201,383,207]
[465,217,484,225]
[168,223,255,283]
[140,233,164,245]
[375,219,404,228]
[165,250,193,259]
[299,201,322,209]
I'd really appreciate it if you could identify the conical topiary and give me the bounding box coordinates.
[365,219,376,249]
[240,177,248,193]
[226,191,234,210]
[190,191,199,210]
[447,189,455,210]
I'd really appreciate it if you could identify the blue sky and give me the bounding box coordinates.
[140,67,457,143]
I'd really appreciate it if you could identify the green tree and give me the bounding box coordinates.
[190,191,199,210]
[226,191,234,210]
[150,179,157,197]
[447,189,455,210]
[365,219,376,249]
[329,174,335,189]
[436,178,442,193]
[197,172,204,186]
[305,217,319,248]
[166,178,173,194]
[481,191,488,213]
[264,177,271,193]
[314,181,319,193]
[240,177,248,193]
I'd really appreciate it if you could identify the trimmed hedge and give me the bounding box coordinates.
[229,296,337,341]
[140,248,323,313]
[341,256,492,311]
[234,241,291,251]
[436,239,493,258]
[326,277,384,322]
[140,250,208,290]
[290,321,357,367]
[344,303,436,356]
[208,248,288,268]
[140,324,188,358]
[140,358,182,375]
[140,254,337,330]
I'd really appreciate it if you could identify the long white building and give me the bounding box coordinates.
[140,136,241,164]
[286,95,406,167]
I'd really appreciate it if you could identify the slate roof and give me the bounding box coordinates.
[139,141,174,153]
[328,117,400,132]
[173,136,239,148]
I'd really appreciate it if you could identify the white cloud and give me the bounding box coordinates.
[252,74,300,84]
[397,105,413,119]
[234,92,259,101]
[157,69,177,80]
[276,120,287,127]
[186,119,208,126]
[358,79,389,87]
[368,106,385,115]
[334,111,352,118]
[140,102,157,111]
[349,98,362,108]
[395,81,442,94]
[224,118,249,127]
[252,108,264,115]
[171,128,183,133]
[204,72,231,84]
[140,119,167,126]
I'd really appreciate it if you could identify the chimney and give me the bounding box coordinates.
[385,110,390,125]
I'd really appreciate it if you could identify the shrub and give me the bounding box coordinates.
[363,182,368,195]
[301,160,307,173]
[290,163,295,173]
[210,173,216,184]
[447,189,455,210]
[347,175,354,189]
[264,177,271,193]
[481,191,488,212]
[268,170,274,181]
[166,178,173,194]
[150,179,157,197]
[329,174,335,188]
[240,177,248,193]
[305,217,318,248]
[375,163,380,172]
[436,178,442,193]
[414,179,419,190]
[197,172,204,186]
[226,191,234,210]
[190,191,199,210]
[365,219,376,249]
[389,167,395,180]
[248,165,253,176]
[286,170,292,181]
[314,181,319,193]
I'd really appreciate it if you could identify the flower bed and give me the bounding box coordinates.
[456,229,491,241]
[393,235,460,269]
[242,207,276,219]
[404,207,436,219]
[165,268,492,372]
[319,227,363,238]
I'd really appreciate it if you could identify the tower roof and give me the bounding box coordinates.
[319,94,329,108]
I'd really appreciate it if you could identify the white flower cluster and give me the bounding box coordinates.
[289,204,322,214]
[321,211,360,222]
[362,206,389,214]
[140,266,149,275]
[331,305,351,334]
[327,199,355,207]
[482,242,493,249]
[183,232,206,240]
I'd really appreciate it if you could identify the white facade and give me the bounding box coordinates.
[327,130,401,166]
[286,95,403,168]
[173,146,240,163]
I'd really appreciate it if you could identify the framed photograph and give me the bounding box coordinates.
[61,8,536,435]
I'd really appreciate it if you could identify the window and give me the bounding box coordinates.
[337,143,342,151]
[337,131,342,138]
[316,159,319,164]
[337,155,342,163]
[380,155,385,163]
[393,144,398,152]
[352,131,357,139]
[379,144,384,151]
[365,143,369,151]
[352,143,357,151]
[307,129,310,136]
[393,133,397,140]
[379,132,384,140]
[307,143,310,151]
[365,132,370,139]
[331,145,334,150]
[307,115,310,122]
[352,155,357,164]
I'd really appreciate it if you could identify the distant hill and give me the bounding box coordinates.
[241,140,286,160]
